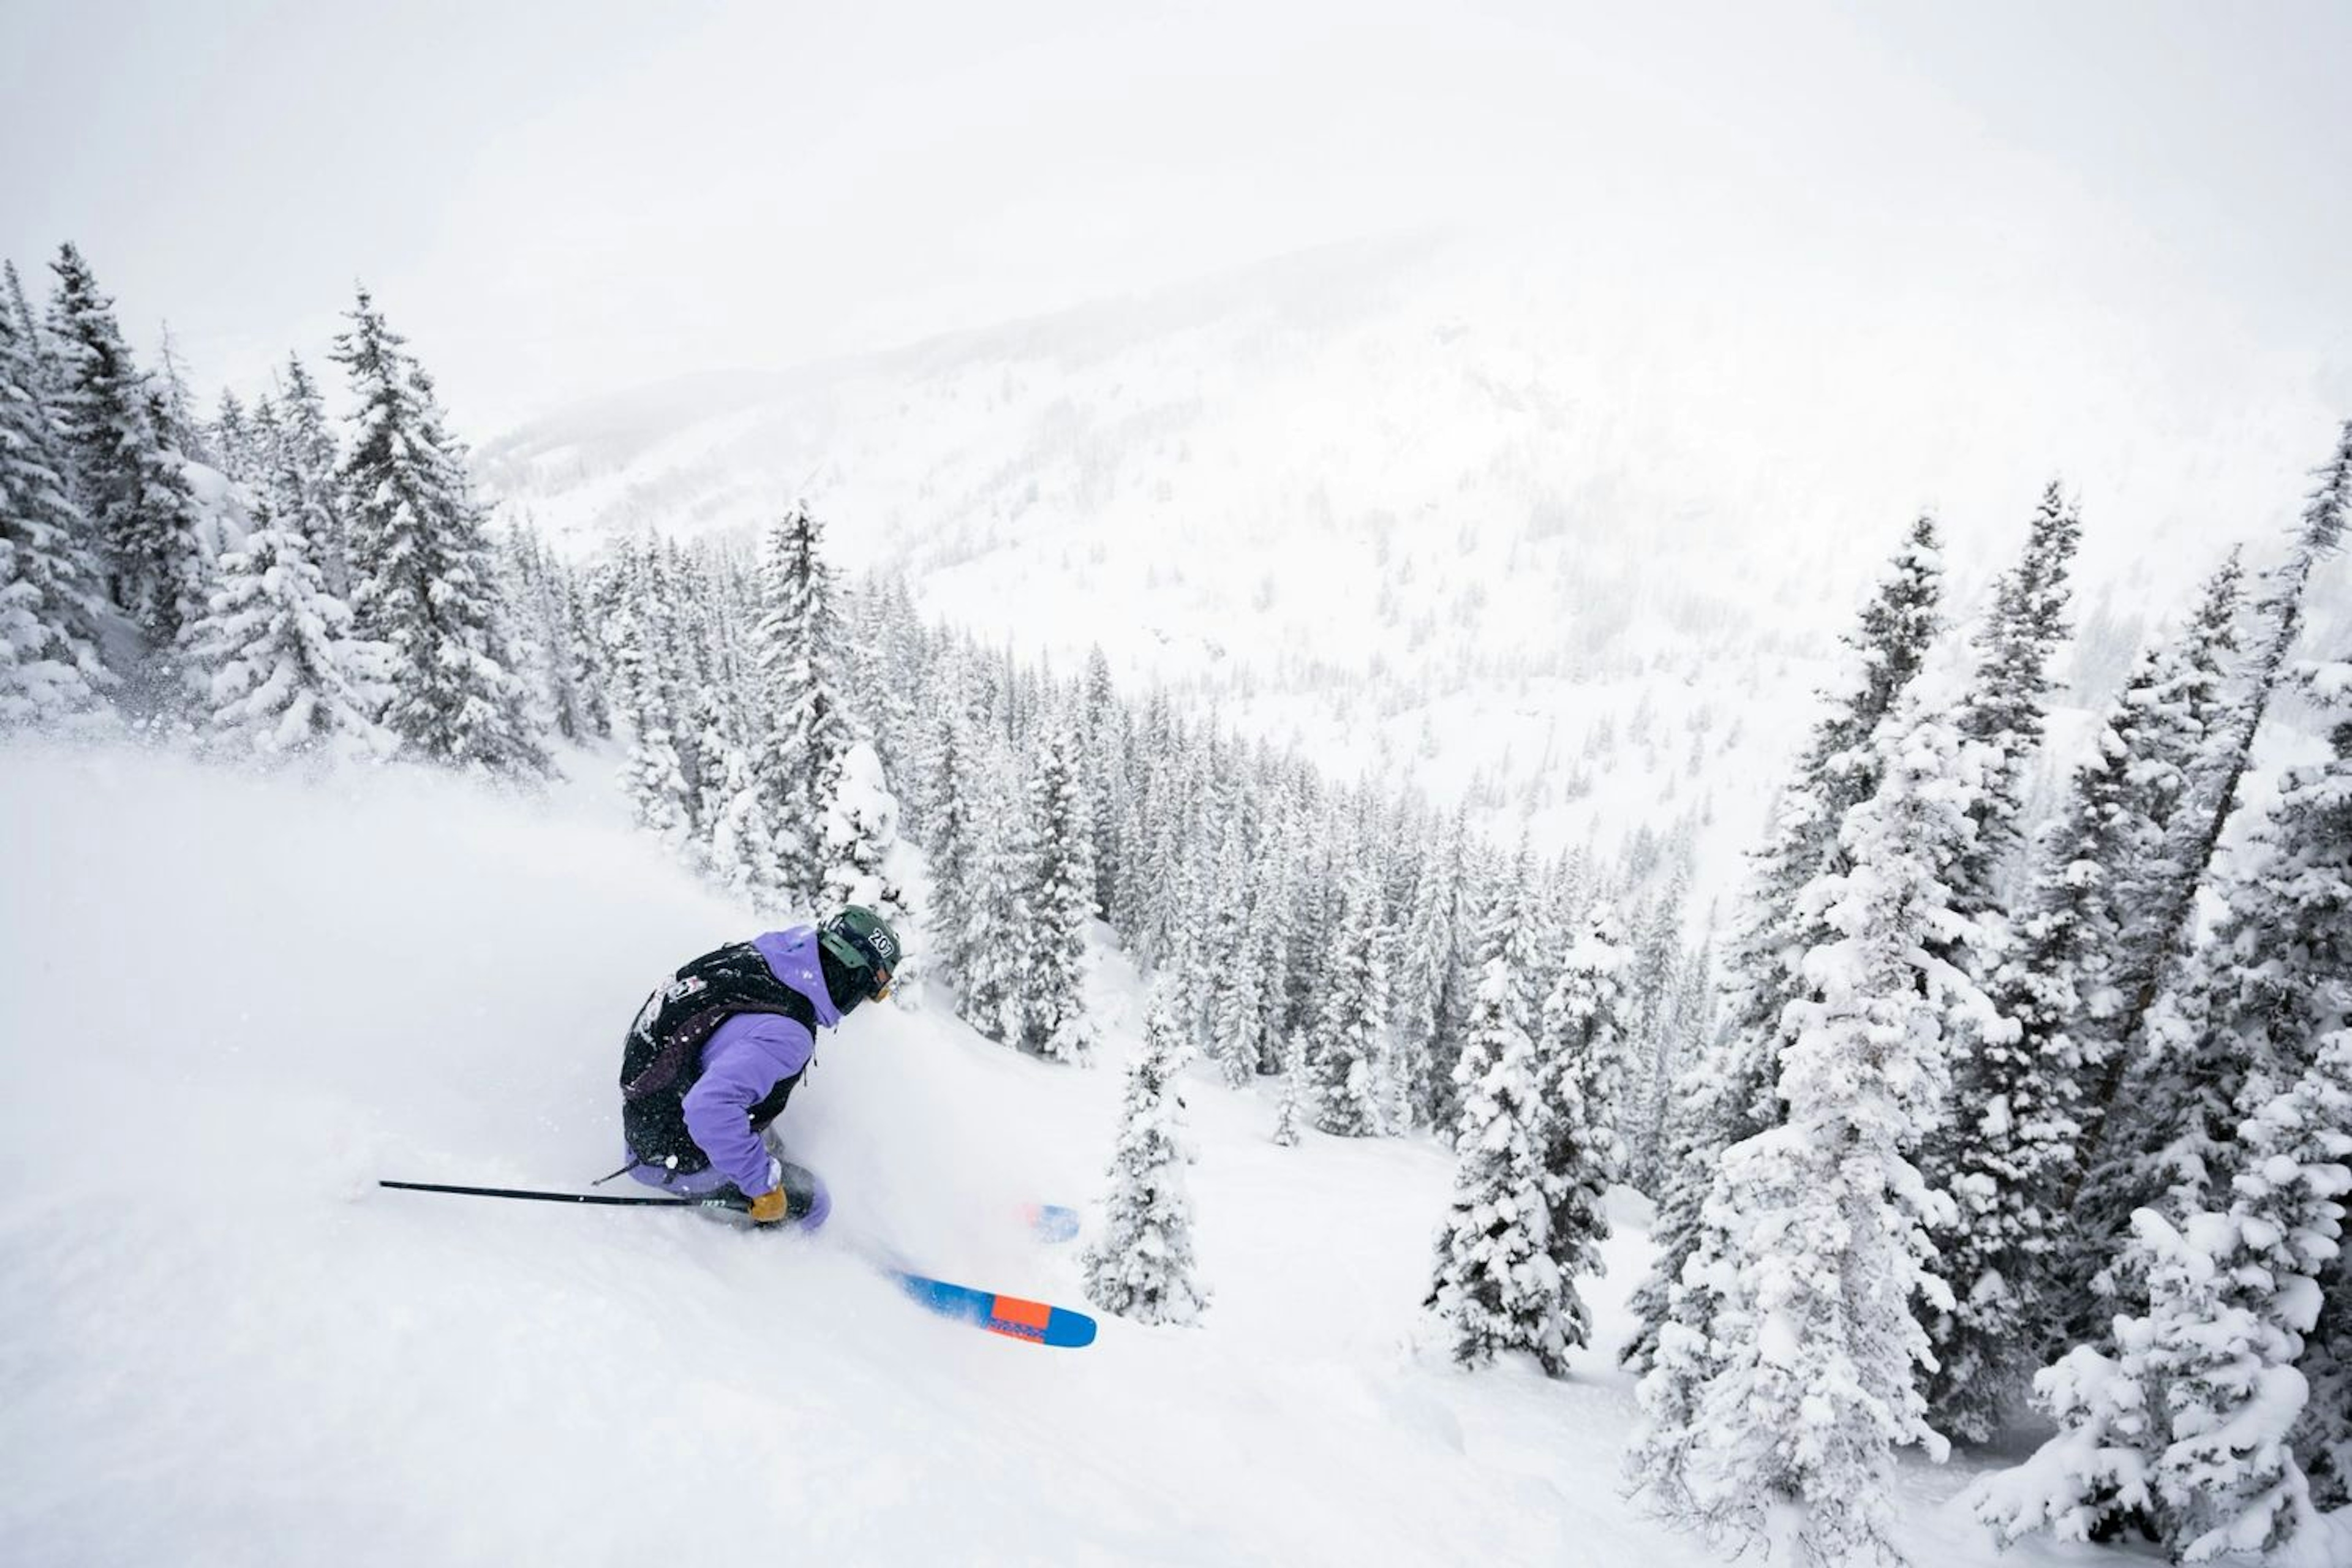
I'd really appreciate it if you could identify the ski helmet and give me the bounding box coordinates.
[820,905,902,1001]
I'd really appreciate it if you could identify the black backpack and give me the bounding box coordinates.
[618,940,819,1175]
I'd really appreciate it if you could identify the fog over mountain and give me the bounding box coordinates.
[481,228,2343,883]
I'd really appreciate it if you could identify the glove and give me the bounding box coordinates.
[745,1156,790,1224]
[745,1157,831,1230]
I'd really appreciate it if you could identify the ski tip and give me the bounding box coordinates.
[1046,1307,1097,1349]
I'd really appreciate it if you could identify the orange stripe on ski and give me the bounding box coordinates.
[986,1294,1055,1340]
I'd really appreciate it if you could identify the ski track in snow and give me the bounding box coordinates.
[0,739,2128,1567]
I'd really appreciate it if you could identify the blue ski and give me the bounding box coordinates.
[889,1269,1098,1348]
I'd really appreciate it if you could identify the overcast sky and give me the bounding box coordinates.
[5,0,2346,431]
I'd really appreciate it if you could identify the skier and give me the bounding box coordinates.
[611,906,902,1228]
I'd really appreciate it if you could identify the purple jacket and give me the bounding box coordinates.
[679,927,842,1196]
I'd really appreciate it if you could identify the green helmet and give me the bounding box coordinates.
[820,905,902,1000]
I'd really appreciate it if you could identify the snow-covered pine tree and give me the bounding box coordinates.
[621,722,696,854]
[183,399,390,761]
[704,736,787,910]
[1271,1028,1306,1147]
[607,544,677,715]
[1623,867,1687,1188]
[2148,1035,2351,1562]
[1630,709,1997,1567]
[241,393,282,496]
[607,595,696,851]
[2135,635,2352,1488]
[1138,702,1199,965]
[1370,832,1418,1127]
[1631,992,1700,1195]
[1395,808,1472,1133]
[1106,695,1164,952]
[209,390,255,482]
[1625,516,1945,1371]
[2065,438,2342,1240]
[1150,805,1215,1047]
[1109,710,1161,954]
[628,540,710,821]
[750,504,848,900]
[1202,811,1266,1088]
[2147,421,2350,949]
[1973,1033,2351,1560]
[1636,908,1719,1264]
[557,568,612,739]
[0,274,108,726]
[958,737,1033,1046]
[680,686,741,840]
[494,524,591,742]
[134,383,213,656]
[184,489,391,761]
[1375,963,1420,1137]
[271,353,349,596]
[1968,1330,2156,1553]
[1532,903,1631,1363]
[1926,654,2154,1442]
[1014,718,1097,1063]
[1124,745,1178,952]
[45,244,208,649]
[1251,774,1314,1074]
[3,263,56,401]
[1430,836,1498,1108]
[2072,496,2346,1336]
[150,324,208,465]
[1664,906,1717,1098]
[870,577,930,787]
[1952,480,2082,913]
[1381,842,1428,1032]
[2047,559,2244,1320]
[715,546,762,707]
[331,288,546,775]
[1426,942,1570,1371]
[916,675,986,992]
[492,525,562,742]
[1310,862,1392,1136]
[2108,551,2245,996]
[1891,489,2088,1381]
[820,739,908,922]
[1081,986,1207,1325]
[2305,1271,2352,1517]
[543,555,598,742]
[834,572,894,761]
[885,627,944,837]
[1458,846,1558,1084]
[1080,644,1125,917]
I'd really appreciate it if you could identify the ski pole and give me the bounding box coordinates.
[378,1178,749,1212]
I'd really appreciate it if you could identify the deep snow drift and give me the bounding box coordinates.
[0,739,2242,1567]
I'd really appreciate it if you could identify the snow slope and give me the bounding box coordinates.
[0,740,2185,1566]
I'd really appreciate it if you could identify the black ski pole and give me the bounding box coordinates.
[379,1178,748,1212]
